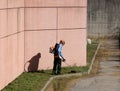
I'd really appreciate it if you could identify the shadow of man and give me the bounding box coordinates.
[27,53,41,72]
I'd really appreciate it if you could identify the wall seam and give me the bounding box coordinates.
[56,8,58,43]
[0,6,87,10]
[0,31,24,39]
[24,0,25,72]
[17,8,19,73]
[24,28,87,31]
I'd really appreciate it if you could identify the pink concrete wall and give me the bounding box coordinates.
[0,38,8,90]
[58,8,87,29]
[58,29,86,66]
[25,0,87,7]
[0,0,87,90]
[8,0,24,8]
[0,0,24,90]
[0,10,7,37]
[25,8,57,30]
[24,0,87,70]
[0,0,7,9]
[25,31,56,70]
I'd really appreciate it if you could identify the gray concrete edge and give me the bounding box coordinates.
[87,43,101,74]
[41,43,101,91]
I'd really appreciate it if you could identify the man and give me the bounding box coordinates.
[52,40,66,75]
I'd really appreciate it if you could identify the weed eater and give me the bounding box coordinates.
[63,61,77,73]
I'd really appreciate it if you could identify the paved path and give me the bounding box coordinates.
[71,38,120,91]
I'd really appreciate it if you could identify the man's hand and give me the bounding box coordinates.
[63,58,66,62]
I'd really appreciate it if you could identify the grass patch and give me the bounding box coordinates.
[2,72,51,91]
[2,43,98,91]
[62,66,89,74]
[87,43,98,66]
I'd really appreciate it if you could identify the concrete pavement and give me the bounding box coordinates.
[71,38,120,91]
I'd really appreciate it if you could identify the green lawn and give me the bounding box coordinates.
[2,43,98,91]
[87,43,98,66]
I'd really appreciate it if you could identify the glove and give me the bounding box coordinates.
[63,58,66,62]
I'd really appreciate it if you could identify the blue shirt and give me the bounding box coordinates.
[58,43,64,60]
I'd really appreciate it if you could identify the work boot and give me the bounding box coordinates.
[57,72,61,75]
[52,71,57,75]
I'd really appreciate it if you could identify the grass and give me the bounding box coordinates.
[2,72,51,91]
[87,43,98,66]
[2,43,98,91]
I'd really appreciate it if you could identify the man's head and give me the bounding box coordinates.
[60,40,65,45]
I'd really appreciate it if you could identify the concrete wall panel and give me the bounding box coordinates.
[7,9,17,35]
[0,38,8,90]
[8,0,24,8]
[7,34,18,81]
[58,8,87,29]
[25,8,57,30]
[18,32,24,73]
[0,0,7,9]
[58,29,86,66]
[25,31,56,70]
[0,0,87,90]
[25,0,87,7]
[0,10,7,38]
[18,8,24,32]
[0,33,24,91]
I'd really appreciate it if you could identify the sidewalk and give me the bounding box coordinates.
[71,38,120,91]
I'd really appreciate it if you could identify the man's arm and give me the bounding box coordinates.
[58,44,65,61]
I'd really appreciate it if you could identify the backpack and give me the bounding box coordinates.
[53,43,59,56]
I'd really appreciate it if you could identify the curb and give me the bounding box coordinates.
[41,43,101,91]
[87,43,101,74]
